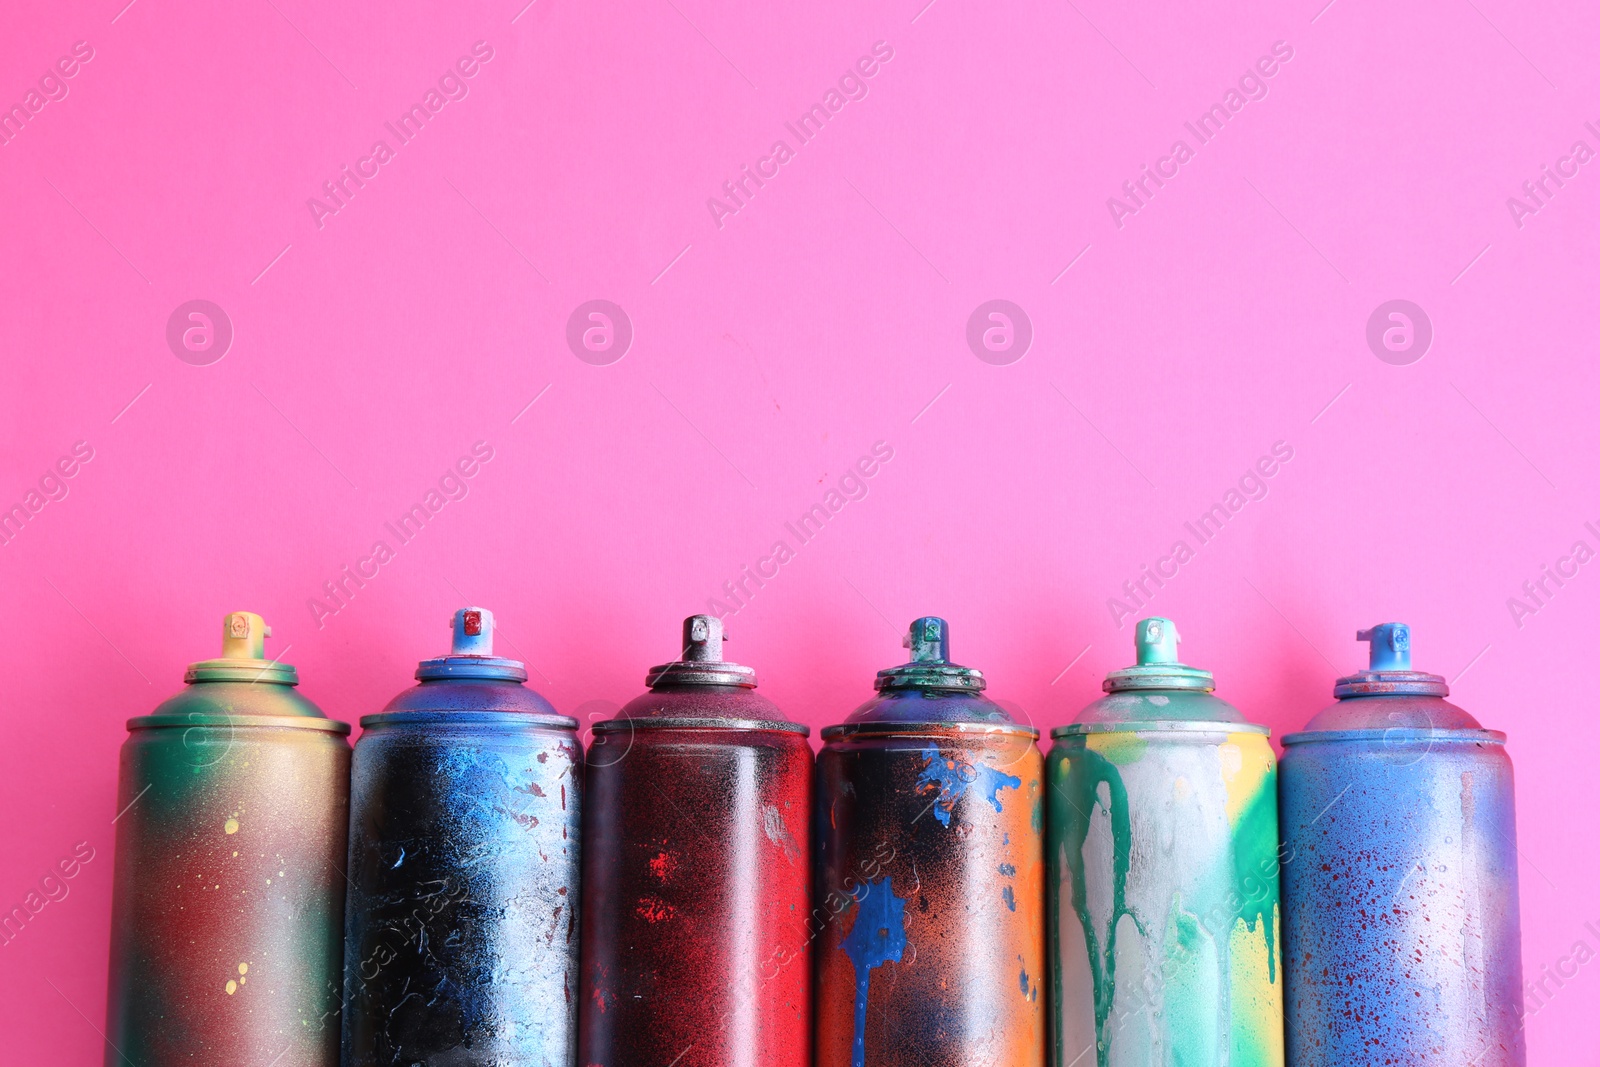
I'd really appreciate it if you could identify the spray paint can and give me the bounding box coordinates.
[578,614,812,1067]
[815,616,1045,1067]
[1279,623,1525,1066]
[104,612,350,1067]
[341,607,582,1066]
[1048,616,1283,1067]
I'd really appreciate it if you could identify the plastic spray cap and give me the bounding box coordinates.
[646,614,757,688]
[1356,622,1411,671]
[186,611,297,684]
[1103,617,1214,693]
[1333,621,1446,697]
[1133,616,1181,665]
[451,607,495,656]
[416,606,527,681]
[220,611,270,659]
[875,616,985,692]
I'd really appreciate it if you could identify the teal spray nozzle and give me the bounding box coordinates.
[905,616,950,663]
[1133,616,1181,665]
[874,616,986,692]
[1102,617,1214,693]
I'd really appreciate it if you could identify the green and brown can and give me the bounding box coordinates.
[104,612,351,1067]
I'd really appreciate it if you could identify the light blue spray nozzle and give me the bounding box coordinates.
[451,607,495,656]
[1356,622,1411,672]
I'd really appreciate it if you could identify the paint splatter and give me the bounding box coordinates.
[647,850,678,881]
[915,745,1022,827]
[840,877,907,1067]
[224,818,239,835]
[1002,886,1016,912]
[762,804,803,867]
[635,897,676,924]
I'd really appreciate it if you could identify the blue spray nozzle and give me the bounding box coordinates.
[1133,617,1180,665]
[903,617,950,663]
[450,607,495,656]
[1356,622,1411,671]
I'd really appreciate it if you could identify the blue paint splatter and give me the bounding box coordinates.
[998,863,1016,876]
[841,877,907,1067]
[1002,885,1016,911]
[915,745,1022,826]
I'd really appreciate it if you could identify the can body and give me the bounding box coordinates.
[578,722,813,1067]
[1048,725,1284,1067]
[815,725,1046,1067]
[342,712,582,1066]
[105,715,350,1067]
[1279,733,1525,1066]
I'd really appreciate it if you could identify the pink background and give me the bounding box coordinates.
[2,0,1597,1060]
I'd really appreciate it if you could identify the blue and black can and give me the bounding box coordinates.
[341,606,583,1066]
[1280,622,1525,1066]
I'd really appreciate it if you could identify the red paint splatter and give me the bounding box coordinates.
[648,850,679,881]
[636,897,677,923]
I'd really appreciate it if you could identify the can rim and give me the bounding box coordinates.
[126,713,351,734]
[1281,727,1507,745]
[359,710,579,729]
[1050,720,1270,739]
[821,720,1040,741]
[592,716,808,735]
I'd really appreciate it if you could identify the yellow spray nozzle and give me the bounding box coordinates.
[220,612,271,660]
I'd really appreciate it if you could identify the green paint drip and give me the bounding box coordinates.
[1227,762,1280,985]
[1052,743,1133,1063]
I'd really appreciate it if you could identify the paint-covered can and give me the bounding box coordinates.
[1280,623,1525,1066]
[1048,616,1283,1067]
[104,612,350,1067]
[341,607,582,1066]
[815,616,1045,1067]
[578,614,812,1067]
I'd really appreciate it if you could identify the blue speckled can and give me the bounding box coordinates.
[1280,623,1525,1067]
[342,607,582,1067]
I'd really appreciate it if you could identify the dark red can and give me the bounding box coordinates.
[577,615,812,1067]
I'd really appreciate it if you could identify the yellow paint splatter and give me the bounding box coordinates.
[224,818,239,835]
[225,980,238,995]
[238,963,248,975]
[1218,733,1274,826]
[1086,730,1148,766]
[1227,904,1284,1066]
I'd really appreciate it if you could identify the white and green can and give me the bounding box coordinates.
[1048,617,1284,1067]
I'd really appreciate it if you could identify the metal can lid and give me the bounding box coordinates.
[645,615,757,689]
[184,611,299,685]
[415,607,528,682]
[1101,617,1214,693]
[874,616,986,692]
[1332,622,1449,698]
